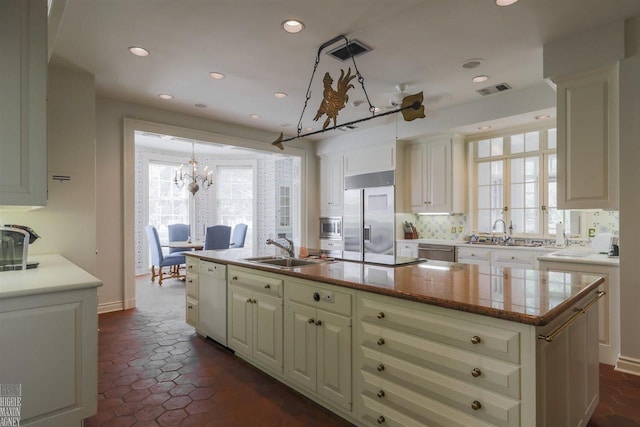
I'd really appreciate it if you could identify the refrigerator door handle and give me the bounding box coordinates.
[364,225,371,243]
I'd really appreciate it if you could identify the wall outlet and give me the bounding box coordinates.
[588,228,596,238]
[451,226,456,233]
[458,226,463,233]
[321,291,334,303]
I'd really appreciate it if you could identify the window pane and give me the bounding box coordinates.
[525,156,539,181]
[491,138,504,156]
[477,140,490,158]
[511,134,524,154]
[217,166,253,249]
[148,161,189,245]
[491,161,503,185]
[478,186,490,209]
[477,162,490,185]
[525,132,539,152]
[548,128,557,149]
[511,158,524,183]
[511,183,524,208]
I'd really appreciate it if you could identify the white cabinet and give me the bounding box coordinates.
[185,257,199,328]
[538,259,619,366]
[284,278,354,411]
[320,239,343,252]
[408,136,465,213]
[456,246,492,265]
[320,154,344,215]
[228,266,284,374]
[396,241,418,258]
[344,145,395,176]
[456,246,547,269]
[0,0,47,208]
[554,64,619,210]
[198,260,227,346]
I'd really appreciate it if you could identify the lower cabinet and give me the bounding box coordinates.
[185,257,199,328]
[284,279,355,412]
[227,266,284,374]
[198,260,227,346]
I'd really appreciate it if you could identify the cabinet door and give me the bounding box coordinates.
[317,310,352,410]
[186,297,198,328]
[409,145,426,211]
[555,64,618,209]
[228,285,253,356]
[285,301,317,391]
[426,140,452,213]
[0,0,47,207]
[254,293,284,373]
[320,154,344,214]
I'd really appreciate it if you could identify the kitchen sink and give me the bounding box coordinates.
[243,256,327,268]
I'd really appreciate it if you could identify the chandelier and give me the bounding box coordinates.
[174,142,213,195]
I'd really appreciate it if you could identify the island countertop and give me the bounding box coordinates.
[186,249,604,326]
[0,254,103,299]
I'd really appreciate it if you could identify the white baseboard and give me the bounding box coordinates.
[615,355,640,377]
[98,300,124,314]
[124,298,136,310]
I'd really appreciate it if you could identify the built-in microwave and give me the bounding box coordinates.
[319,217,342,240]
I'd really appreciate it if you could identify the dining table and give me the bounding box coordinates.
[162,241,204,250]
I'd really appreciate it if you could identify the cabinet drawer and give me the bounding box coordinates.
[186,272,198,299]
[186,257,199,273]
[229,269,283,297]
[186,297,198,327]
[360,297,520,364]
[286,279,352,317]
[360,322,520,398]
[492,251,535,268]
[199,260,226,278]
[456,247,492,263]
[360,351,520,427]
[320,240,343,251]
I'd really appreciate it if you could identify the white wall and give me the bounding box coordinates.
[0,63,97,274]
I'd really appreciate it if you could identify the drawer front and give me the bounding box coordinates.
[186,272,198,299]
[360,297,520,364]
[199,260,226,279]
[492,250,535,267]
[285,279,352,317]
[186,297,198,327]
[360,349,520,427]
[360,322,520,398]
[186,257,199,273]
[229,269,283,297]
[320,239,344,251]
[457,247,492,263]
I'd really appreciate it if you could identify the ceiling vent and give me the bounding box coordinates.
[327,40,371,61]
[476,83,512,96]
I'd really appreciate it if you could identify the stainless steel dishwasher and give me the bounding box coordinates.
[418,243,456,262]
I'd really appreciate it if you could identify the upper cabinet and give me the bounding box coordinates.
[0,0,47,208]
[554,64,619,210]
[319,154,344,215]
[408,135,466,214]
[344,145,395,176]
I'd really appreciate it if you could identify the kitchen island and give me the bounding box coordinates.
[0,254,102,427]
[185,250,604,427]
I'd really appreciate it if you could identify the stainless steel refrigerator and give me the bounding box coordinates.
[342,170,397,265]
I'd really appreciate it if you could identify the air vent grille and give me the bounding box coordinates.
[476,83,512,96]
[327,40,371,61]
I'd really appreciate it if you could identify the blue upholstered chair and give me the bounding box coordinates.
[167,223,190,253]
[229,224,248,248]
[145,225,185,285]
[204,225,231,250]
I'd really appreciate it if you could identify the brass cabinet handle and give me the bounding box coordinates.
[316,320,323,326]
[188,264,193,269]
[252,299,257,304]
[264,284,271,289]
[188,305,193,309]
[470,335,482,344]
[376,364,385,372]
[246,298,252,303]
[377,415,386,424]
[308,318,315,324]
[376,312,385,319]
[232,276,238,281]
[377,390,385,398]
[377,338,385,346]
[471,368,482,377]
[187,279,193,283]
[471,400,482,411]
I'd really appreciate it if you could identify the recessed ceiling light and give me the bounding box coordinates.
[535,114,551,120]
[250,114,260,119]
[195,103,207,108]
[273,92,288,98]
[472,75,489,83]
[478,125,492,130]
[209,72,225,80]
[462,58,484,69]
[158,94,173,100]
[496,0,518,6]
[282,19,304,34]
[128,46,149,57]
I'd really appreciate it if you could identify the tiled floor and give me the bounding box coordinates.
[86,276,640,426]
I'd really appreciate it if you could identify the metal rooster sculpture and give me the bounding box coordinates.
[313,68,356,130]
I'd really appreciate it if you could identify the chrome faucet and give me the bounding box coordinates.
[493,219,512,244]
[266,238,295,258]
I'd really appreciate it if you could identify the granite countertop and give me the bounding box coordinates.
[537,249,620,266]
[0,254,103,299]
[186,249,604,326]
[396,238,559,253]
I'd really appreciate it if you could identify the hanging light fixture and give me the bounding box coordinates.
[174,142,213,195]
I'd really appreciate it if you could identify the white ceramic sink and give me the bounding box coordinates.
[551,248,594,257]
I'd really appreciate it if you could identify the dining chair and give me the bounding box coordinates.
[229,223,248,248]
[167,223,190,253]
[145,225,185,285]
[204,225,232,250]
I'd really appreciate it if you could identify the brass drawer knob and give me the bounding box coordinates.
[308,318,315,324]
[470,335,482,344]
[232,276,238,281]
[247,298,252,303]
[377,312,385,319]
[471,368,482,377]
[316,320,323,326]
[377,415,386,424]
[377,338,385,346]
[377,364,385,372]
[471,400,482,411]
[264,284,271,289]
[377,390,385,398]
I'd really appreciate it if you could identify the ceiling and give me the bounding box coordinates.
[51,0,640,146]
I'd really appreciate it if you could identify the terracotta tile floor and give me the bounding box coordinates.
[86,276,640,426]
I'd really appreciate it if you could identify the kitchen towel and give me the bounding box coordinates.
[555,222,565,246]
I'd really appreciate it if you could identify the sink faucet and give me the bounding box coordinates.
[493,219,512,244]
[266,238,295,258]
